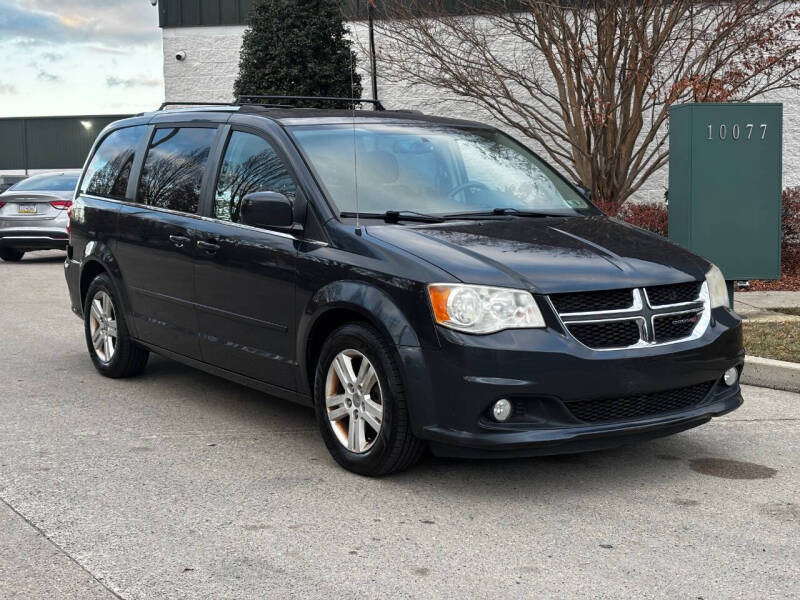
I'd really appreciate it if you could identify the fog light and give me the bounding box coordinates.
[492,399,513,422]
[724,367,739,387]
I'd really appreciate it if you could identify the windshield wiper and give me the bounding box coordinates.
[445,208,555,218]
[340,210,444,223]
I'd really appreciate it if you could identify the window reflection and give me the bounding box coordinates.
[214,131,297,223]
[292,125,589,215]
[138,127,216,214]
[80,126,145,200]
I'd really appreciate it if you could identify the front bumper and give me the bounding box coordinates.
[400,307,744,458]
[424,389,741,458]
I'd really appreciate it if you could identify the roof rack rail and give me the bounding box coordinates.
[158,101,235,110]
[236,95,385,111]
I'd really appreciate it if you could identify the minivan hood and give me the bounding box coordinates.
[367,216,710,293]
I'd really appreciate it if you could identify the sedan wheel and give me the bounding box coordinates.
[325,349,384,453]
[88,290,118,363]
[0,247,25,262]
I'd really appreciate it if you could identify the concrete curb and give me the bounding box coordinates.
[742,355,800,393]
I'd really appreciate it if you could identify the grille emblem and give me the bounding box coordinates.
[671,315,698,326]
[551,283,708,350]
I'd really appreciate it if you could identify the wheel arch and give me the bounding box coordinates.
[78,243,136,337]
[298,281,422,397]
[79,260,108,308]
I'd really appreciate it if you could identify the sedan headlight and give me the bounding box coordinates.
[428,283,546,334]
[705,264,729,309]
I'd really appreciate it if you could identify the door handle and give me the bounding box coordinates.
[169,234,191,248]
[197,240,221,253]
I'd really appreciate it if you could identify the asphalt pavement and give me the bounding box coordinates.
[1,251,798,599]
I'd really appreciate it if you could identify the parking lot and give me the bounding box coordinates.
[0,251,797,599]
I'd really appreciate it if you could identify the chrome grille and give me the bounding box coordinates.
[549,282,708,350]
[653,310,703,343]
[550,288,633,314]
[567,320,641,349]
[646,282,702,306]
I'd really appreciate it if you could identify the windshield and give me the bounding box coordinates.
[9,173,80,192]
[290,124,593,216]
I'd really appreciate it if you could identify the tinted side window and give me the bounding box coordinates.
[80,126,145,199]
[138,127,216,214]
[214,131,298,223]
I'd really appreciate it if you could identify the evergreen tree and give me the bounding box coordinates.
[234,0,362,107]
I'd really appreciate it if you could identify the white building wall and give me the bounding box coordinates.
[163,24,799,203]
[163,26,246,104]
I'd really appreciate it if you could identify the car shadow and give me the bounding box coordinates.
[139,354,315,425]
[19,250,66,263]
[130,355,718,496]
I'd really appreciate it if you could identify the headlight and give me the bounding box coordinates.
[705,264,729,309]
[428,284,546,334]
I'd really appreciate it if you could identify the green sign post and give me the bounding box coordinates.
[668,103,783,305]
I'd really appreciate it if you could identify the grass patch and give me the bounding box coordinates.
[743,321,800,363]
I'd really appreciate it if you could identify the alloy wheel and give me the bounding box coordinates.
[325,349,384,453]
[89,290,118,363]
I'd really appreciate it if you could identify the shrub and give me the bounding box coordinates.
[234,0,362,106]
[782,186,800,247]
[596,199,668,237]
[616,201,669,237]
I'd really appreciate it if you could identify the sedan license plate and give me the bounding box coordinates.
[17,204,37,215]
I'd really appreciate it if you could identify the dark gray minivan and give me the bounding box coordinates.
[65,101,744,475]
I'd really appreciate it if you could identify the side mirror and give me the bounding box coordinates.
[576,184,593,201]
[240,192,295,231]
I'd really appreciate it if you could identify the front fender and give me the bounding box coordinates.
[296,280,425,395]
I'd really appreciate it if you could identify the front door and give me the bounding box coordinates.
[115,125,219,359]
[193,129,298,389]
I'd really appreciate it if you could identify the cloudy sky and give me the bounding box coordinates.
[0,0,164,117]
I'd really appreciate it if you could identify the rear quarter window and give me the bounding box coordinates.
[137,127,217,214]
[80,125,146,200]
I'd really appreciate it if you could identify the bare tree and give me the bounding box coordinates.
[372,0,800,213]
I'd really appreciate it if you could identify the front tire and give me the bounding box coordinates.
[0,248,25,262]
[84,273,149,378]
[314,323,425,476]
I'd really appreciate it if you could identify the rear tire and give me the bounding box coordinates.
[314,323,425,476]
[0,248,25,262]
[84,273,149,378]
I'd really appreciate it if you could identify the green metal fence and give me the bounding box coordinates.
[0,115,131,172]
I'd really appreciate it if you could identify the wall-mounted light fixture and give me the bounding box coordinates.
[80,121,93,130]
